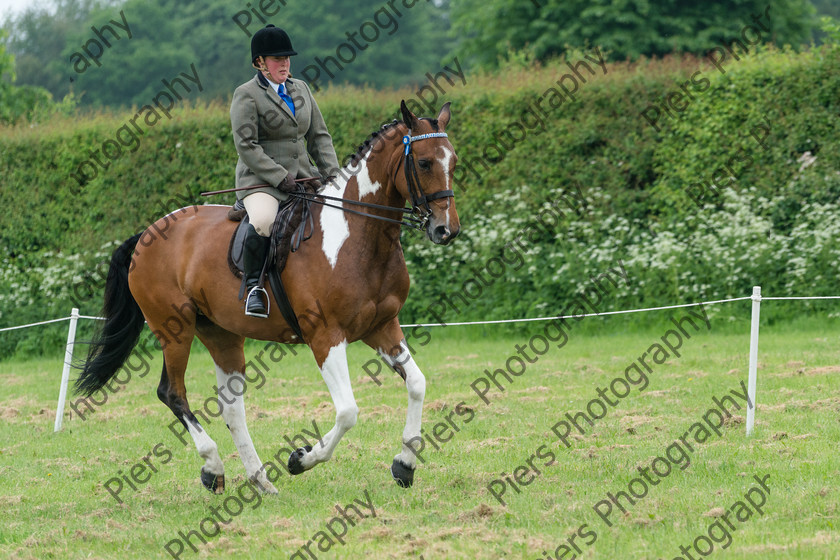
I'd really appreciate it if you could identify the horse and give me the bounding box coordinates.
[75,101,460,494]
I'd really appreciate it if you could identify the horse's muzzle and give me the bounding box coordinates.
[429,223,459,245]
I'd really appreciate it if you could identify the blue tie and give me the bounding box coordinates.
[278,83,295,116]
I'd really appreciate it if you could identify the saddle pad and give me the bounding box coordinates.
[227,194,313,280]
[226,216,304,340]
[227,216,250,279]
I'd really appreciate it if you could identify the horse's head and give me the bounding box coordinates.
[397,101,461,245]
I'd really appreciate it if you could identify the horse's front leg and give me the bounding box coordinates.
[288,338,359,474]
[365,326,425,488]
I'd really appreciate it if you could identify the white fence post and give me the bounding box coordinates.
[54,308,80,433]
[746,286,761,436]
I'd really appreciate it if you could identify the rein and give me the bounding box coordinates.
[291,131,454,231]
[203,131,455,232]
[287,190,426,229]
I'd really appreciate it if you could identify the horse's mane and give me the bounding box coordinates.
[346,117,441,167]
[346,120,403,167]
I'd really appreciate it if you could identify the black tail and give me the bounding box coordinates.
[74,233,145,397]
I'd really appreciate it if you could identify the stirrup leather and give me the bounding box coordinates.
[245,285,270,318]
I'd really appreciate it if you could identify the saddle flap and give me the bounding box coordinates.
[228,216,251,279]
[227,194,315,341]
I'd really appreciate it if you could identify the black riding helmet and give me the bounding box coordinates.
[251,24,297,63]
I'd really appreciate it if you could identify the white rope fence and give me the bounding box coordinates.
[401,296,754,328]
[0,316,76,332]
[1,287,836,435]
[0,313,105,332]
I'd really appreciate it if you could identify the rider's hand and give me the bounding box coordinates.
[278,174,296,192]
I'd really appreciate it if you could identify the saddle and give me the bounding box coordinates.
[227,185,316,339]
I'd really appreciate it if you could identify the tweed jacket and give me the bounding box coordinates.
[230,73,340,201]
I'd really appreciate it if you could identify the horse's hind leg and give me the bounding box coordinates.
[195,321,278,494]
[151,302,226,493]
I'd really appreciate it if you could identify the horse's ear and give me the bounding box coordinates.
[400,100,419,130]
[437,102,451,130]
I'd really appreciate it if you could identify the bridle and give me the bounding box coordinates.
[398,131,455,225]
[287,130,455,231]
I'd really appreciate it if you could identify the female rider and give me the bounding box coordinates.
[230,24,340,317]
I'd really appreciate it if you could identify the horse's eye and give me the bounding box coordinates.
[418,159,432,171]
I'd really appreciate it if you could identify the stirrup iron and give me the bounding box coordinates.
[245,286,270,318]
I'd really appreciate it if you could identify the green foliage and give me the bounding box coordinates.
[819,15,840,48]
[0,28,51,124]
[450,0,817,67]
[0,27,14,80]
[812,0,840,19]
[1,46,839,359]
[2,0,108,101]
[0,27,78,124]
[5,0,454,108]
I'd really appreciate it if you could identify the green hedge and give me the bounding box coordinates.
[1,45,839,359]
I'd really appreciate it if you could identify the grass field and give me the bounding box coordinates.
[0,313,838,559]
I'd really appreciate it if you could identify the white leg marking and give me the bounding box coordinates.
[215,365,277,493]
[301,340,358,467]
[380,341,426,469]
[186,419,224,475]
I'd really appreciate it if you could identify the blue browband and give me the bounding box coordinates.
[403,132,449,155]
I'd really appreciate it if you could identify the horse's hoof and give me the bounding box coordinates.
[201,468,225,494]
[249,473,279,495]
[390,459,414,488]
[288,445,312,475]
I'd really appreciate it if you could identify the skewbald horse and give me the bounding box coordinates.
[75,102,460,493]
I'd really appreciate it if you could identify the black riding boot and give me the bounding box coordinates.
[243,224,270,318]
